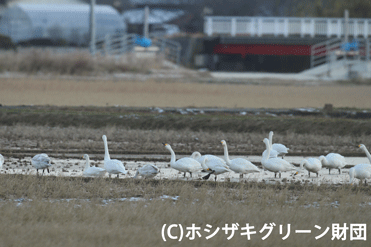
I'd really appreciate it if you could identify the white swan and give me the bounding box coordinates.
[261,138,297,178]
[349,163,371,185]
[82,154,106,177]
[319,153,346,174]
[191,151,230,181]
[134,164,160,179]
[262,131,279,158]
[221,140,260,178]
[269,131,289,158]
[359,144,371,163]
[31,153,52,175]
[0,154,3,170]
[163,143,202,178]
[102,135,127,178]
[300,158,322,177]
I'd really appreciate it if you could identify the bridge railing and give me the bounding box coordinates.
[94,33,181,64]
[204,16,371,38]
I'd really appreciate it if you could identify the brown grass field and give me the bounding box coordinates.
[1,69,371,246]
[1,77,371,108]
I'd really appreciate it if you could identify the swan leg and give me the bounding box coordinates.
[328,169,331,175]
[117,174,119,178]
[202,173,211,180]
[36,169,39,176]
[338,168,341,174]
[275,173,277,178]
[183,172,186,178]
[308,171,310,177]
[316,172,319,177]
[279,172,281,178]
[240,173,243,179]
[214,175,217,182]
[190,172,192,178]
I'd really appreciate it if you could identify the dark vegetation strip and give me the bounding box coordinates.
[1,106,371,136]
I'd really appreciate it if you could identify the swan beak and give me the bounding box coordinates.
[294,171,299,176]
[162,143,167,146]
[358,145,361,148]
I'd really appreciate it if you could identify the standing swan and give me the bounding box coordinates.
[269,131,289,158]
[262,131,279,158]
[82,154,106,177]
[31,153,52,176]
[261,138,297,178]
[349,163,371,185]
[191,151,230,181]
[221,140,260,178]
[300,158,322,177]
[319,153,346,175]
[163,143,202,178]
[359,144,371,163]
[0,154,3,170]
[134,164,160,179]
[102,135,127,178]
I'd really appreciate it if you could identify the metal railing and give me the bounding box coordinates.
[204,16,371,38]
[310,38,371,69]
[94,33,181,64]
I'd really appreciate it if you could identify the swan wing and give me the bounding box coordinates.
[31,153,51,169]
[262,158,295,172]
[83,167,106,177]
[104,159,127,174]
[230,158,260,173]
[173,157,202,173]
[262,149,279,158]
[272,143,289,154]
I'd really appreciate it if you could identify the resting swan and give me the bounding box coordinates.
[261,138,297,178]
[319,153,346,174]
[83,154,106,177]
[300,158,322,177]
[221,140,260,178]
[191,151,230,181]
[270,131,289,158]
[31,153,52,176]
[134,164,160,179]
[163,143,202,178]
[102,135,127,178]
[359,144,371,163]
[0,154,3,170]
[349,163,371,185]
[262,131,279,158]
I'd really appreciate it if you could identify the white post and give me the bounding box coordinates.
[344,9,349,43]
[364,20,368,38]
[250,18,256,36]
[231,17,237,37]
[327,19,331,38]
[274,18,278,37]
[284,18,289,37]
[257,17,262,37]
[89,0,96,56]
[206,17,213,36]
[337,19,342,38]
[311,19,315,37]
[300,19,305,38]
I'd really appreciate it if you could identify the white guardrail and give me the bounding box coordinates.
[204,16,371,38]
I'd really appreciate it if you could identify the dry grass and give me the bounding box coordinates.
[0,49,162,75]
[0,175,370,246]
[1,77,371,108]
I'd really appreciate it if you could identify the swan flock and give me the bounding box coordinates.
[1,132,370,185]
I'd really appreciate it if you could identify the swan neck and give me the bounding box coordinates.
[223,144,231,163]
[168,147,176,164]
[200,159,208,170]
[300,160,305,170]
[269,132,273,147]
[263,141,270,160]
[103,138,110,160]
[363,148,371,163]
[85,156,90,170]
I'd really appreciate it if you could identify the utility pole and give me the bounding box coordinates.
[344,9,349,43]
[143,5,149,38]
[89,0,96,56]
